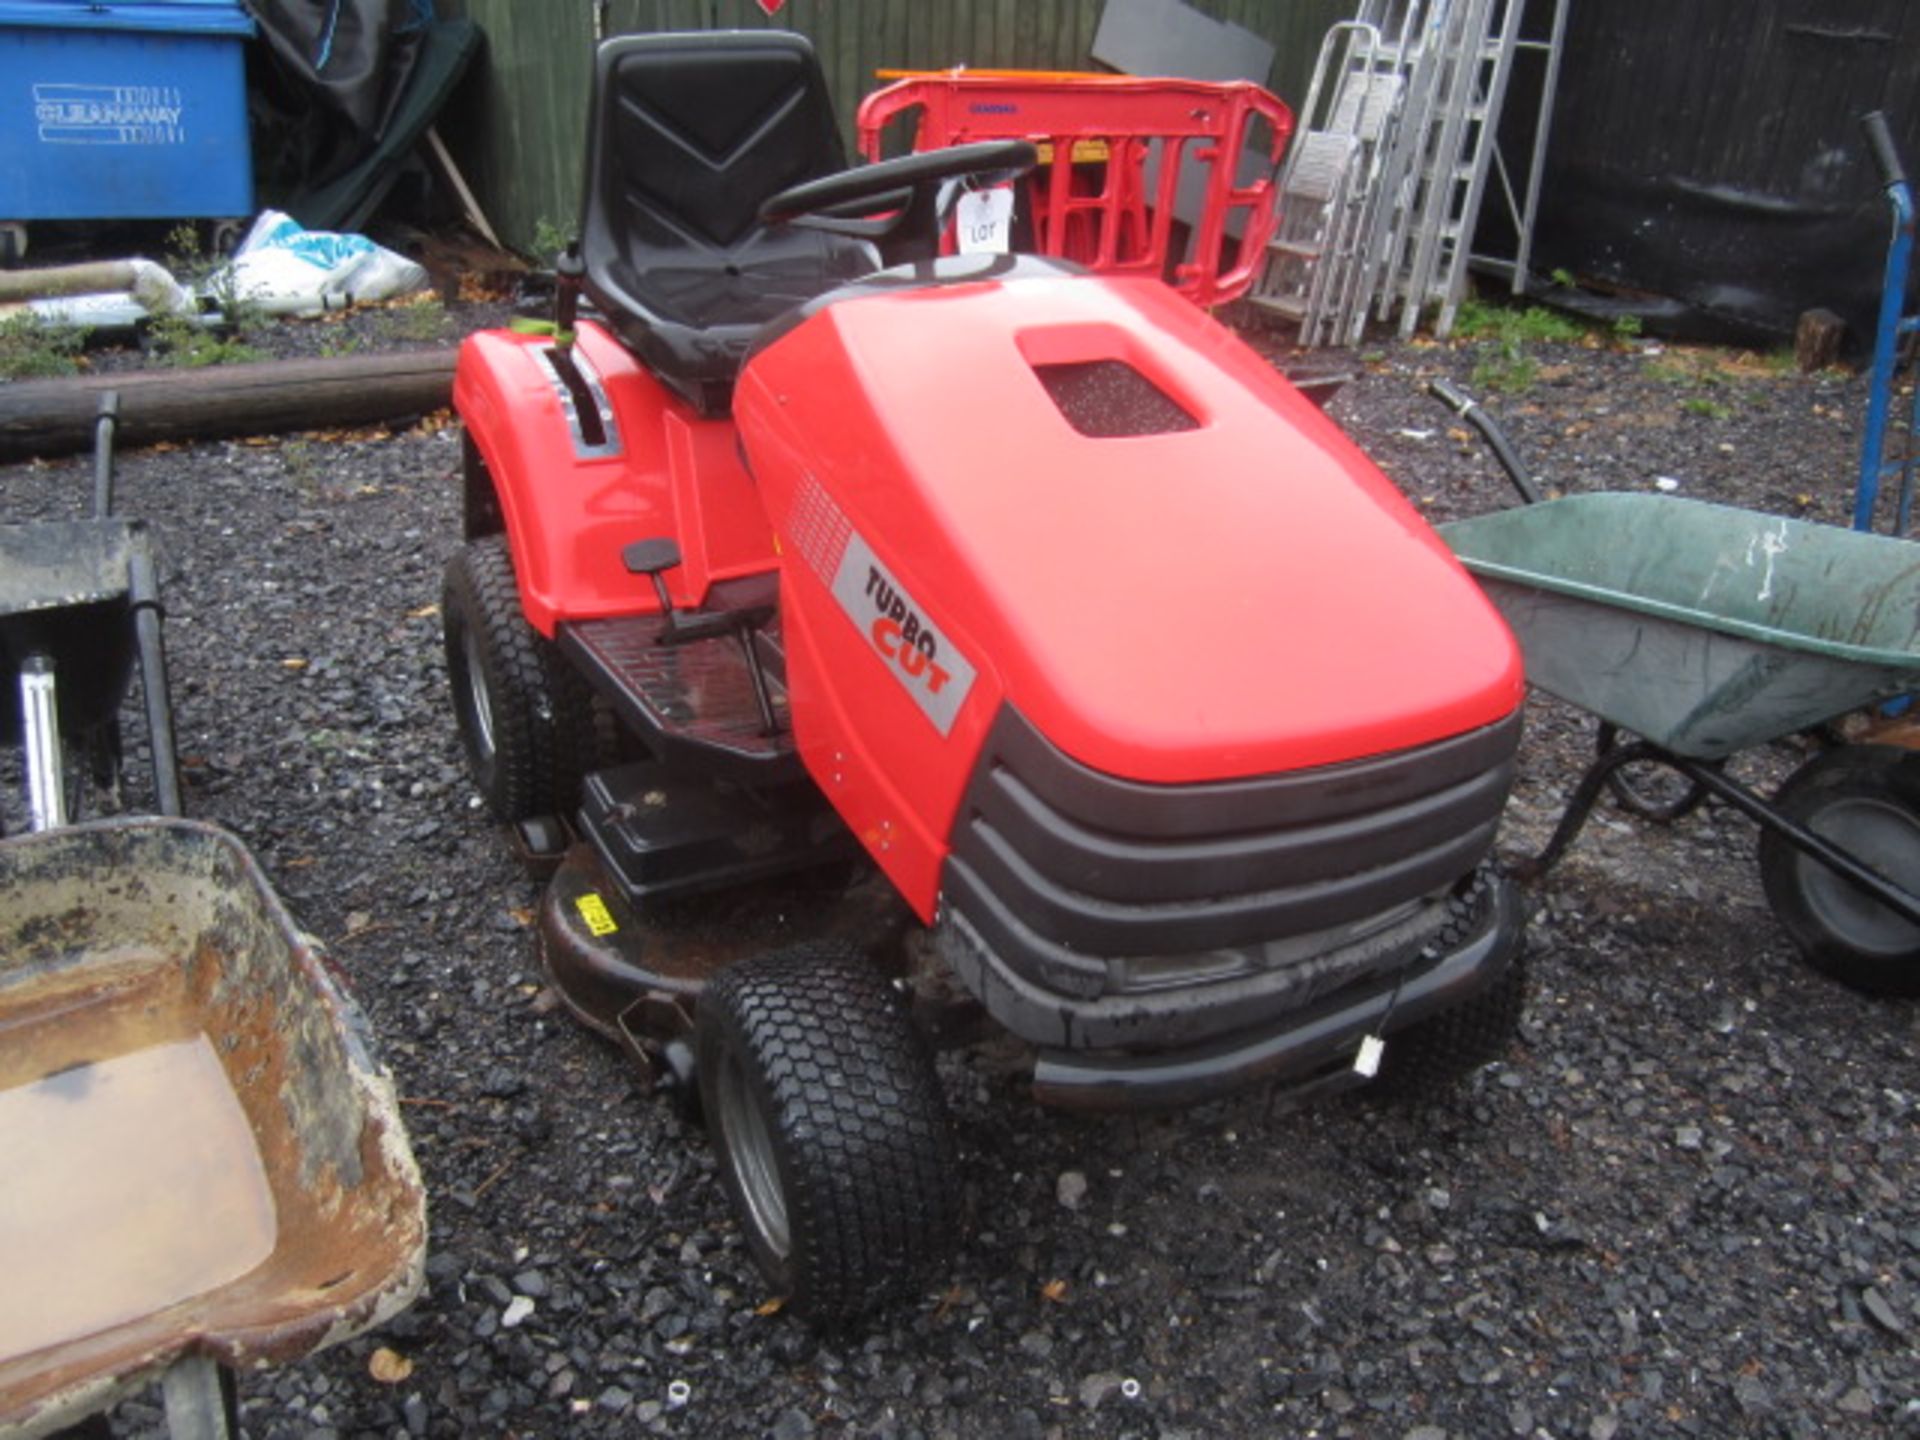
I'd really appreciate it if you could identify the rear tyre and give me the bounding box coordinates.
[442,535,597,822]
[1758,745,1920,996]
[1376,949,1528,1097]
[697,943,957,1323]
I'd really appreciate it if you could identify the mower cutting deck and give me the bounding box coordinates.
[443,30,1529,1322]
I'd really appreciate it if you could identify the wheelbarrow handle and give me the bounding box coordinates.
[1424,378,1544,506]
[1862,110,1908,191]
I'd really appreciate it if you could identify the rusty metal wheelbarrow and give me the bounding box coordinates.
[0,819,426,1440]
[1,396,424,1438]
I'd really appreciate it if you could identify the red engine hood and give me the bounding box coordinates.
[738,272,1522,784]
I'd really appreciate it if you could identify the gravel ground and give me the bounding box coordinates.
[3,299,1918,1440]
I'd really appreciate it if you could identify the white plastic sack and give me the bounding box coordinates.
[210,210,428,317]
[22,212,428,331]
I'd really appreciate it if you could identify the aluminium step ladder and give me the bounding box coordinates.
[1251,8,1417,345]
[1464,0,1569,302]
[1256,0,1555,347]
[1384,0,1527,338]
[1340,0,1461,345]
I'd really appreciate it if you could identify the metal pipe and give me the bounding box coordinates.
[20,655,66,832]
[1855,111,1914,534]
[1519,739,1920,931]
[1678,756,1920,930]
[1427,377,1544,504]
[128,538,183,818]
[1506,733,1631,880]
[92,389,120,519]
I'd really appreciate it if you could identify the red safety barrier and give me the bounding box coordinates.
[857,70,1294,309]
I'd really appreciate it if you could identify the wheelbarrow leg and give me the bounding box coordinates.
[161,1355,240,1440]
[1522,741,1920,930]
[1510,739,1658,880]
[1677,757,1920,930]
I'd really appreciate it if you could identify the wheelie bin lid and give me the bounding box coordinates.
[0,1,256,36]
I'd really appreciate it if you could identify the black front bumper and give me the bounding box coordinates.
[935,705,1527,1108]
[1016,873,1524,1110]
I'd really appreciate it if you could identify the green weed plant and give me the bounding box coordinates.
[1455,298,1588,393]
[0,313,89,380]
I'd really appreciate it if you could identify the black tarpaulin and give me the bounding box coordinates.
[243,0,479,225]
[1504,0,1920,350]
[245,0,436,141]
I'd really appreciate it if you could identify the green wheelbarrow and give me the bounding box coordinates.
[1433,387,1920,997]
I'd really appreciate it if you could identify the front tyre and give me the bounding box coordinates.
[1376,874,1527,1096]
[1378,952,1528,1097]
[1758,745,1920,996]
[697,944,957,1323]
[442,536,594,822]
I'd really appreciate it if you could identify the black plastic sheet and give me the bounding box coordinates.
[246,0,435,140]
[1501,0,1920,351]
[243,0,438,206]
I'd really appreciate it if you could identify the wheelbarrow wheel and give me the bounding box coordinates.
[697,943,957,1323]
[442,536,599,823]
[1758,745,1920,996]
[1596,722,1713,822]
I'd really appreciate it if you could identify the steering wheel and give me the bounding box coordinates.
[759,140,1037,263]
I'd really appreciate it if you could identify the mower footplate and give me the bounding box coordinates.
[560,614,798,781]
[538,841,913,1056]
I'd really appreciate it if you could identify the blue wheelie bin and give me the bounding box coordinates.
[0,0,256,250]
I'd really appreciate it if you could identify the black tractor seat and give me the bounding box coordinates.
[577,31,878,417]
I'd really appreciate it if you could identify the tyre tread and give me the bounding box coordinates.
[1377,876,1527,1096]
[701,945,956,1322]
[443,535,594,821]
[1378,950,1528,1096]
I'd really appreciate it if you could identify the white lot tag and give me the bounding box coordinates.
[955,185,1014,254]
[1353,1034,1385,1079]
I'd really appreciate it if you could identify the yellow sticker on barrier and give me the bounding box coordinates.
[575,892,618,937]
[1034,140,1111,165]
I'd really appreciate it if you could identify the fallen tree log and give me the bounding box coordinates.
[0,348,458,462]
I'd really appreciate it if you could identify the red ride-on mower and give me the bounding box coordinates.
[445,31,1529,1321]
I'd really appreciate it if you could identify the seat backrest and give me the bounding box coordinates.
[584,31,844,253]
[577,31,862,413]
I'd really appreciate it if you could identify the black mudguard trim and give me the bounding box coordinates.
[944,705,1521,967]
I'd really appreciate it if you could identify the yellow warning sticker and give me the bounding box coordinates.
[1033,140,1110,165]
[575,892,618,937]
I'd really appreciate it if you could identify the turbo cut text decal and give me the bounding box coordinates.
[829,533,976,736]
